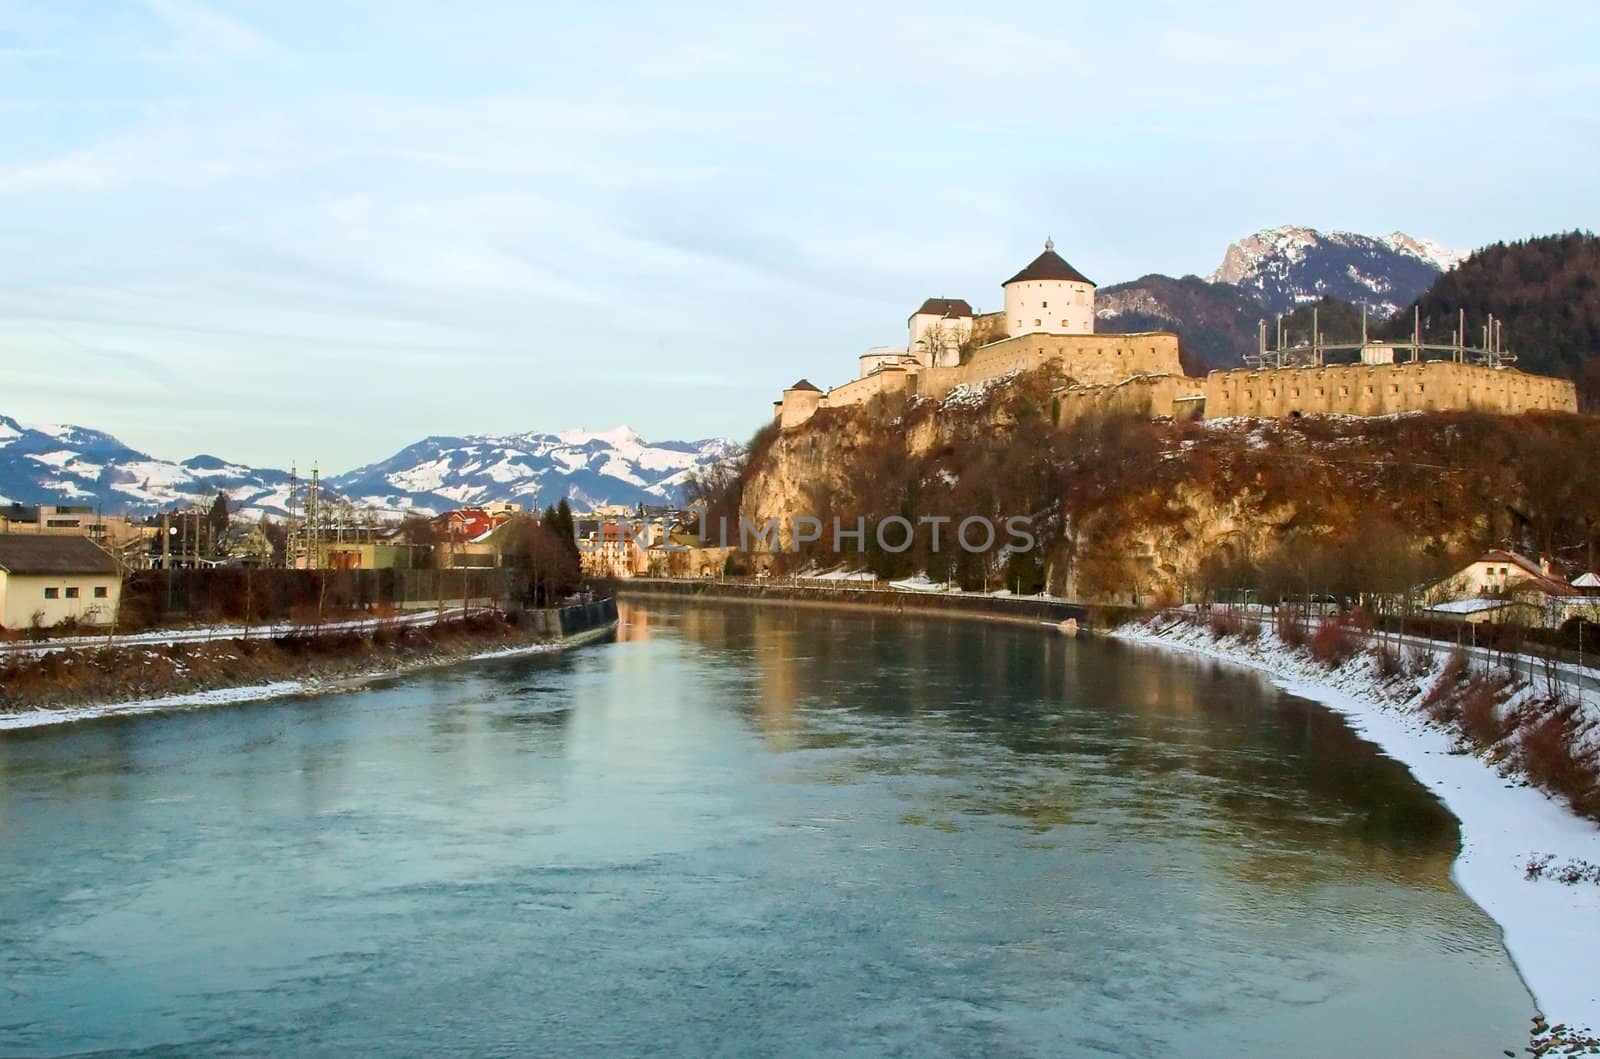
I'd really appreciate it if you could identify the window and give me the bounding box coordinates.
[94,586,108,598]
[1033,319,1041,327]
[44,587,59,599]
[1042,301,1048,308]
[1061,320,1069,327]
[65,587,80,599]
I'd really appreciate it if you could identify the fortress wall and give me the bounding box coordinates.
[915,331,1184,402]
[1053,374,1201,423]
[781,343,1577,433]
[970,312,1007,346]
[826,369,915,410]
[1202,362,1578,420]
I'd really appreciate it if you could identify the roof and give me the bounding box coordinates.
[0,535,119,576]
[911,298,973,320]
[1573,572,1600,588]
[1470,549,1577,597]
[786,379,821,393]
[1427,597,1515,615]
[1003,239,1094,287]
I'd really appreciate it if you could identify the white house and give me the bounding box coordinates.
[0,535,122,629]
[907,298,974,368]
[1425,549,1581,628]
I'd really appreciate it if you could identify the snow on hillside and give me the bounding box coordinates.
[329,426,738,515]
[1209,225,1461,317]
[0,413,738,518]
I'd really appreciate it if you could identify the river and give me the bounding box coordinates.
[0,599,1532,1057]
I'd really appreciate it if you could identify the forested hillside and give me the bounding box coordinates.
[1388,231,1600,407]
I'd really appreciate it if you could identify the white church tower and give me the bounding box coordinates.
[1002,238,1096,337]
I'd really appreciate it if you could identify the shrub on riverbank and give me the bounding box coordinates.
[1518,705,1600,820]
[1308,618,1359,668]
[0,613,542,713]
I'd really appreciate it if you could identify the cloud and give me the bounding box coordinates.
[139,0,275,65]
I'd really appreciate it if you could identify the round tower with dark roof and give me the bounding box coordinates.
[1002,237,1095,337]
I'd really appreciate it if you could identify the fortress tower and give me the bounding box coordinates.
[1002,238,1095,337]
[907,298,973,368]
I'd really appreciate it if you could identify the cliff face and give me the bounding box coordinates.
[737,370,1600,603]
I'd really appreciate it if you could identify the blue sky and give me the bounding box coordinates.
[1,0,1595,470]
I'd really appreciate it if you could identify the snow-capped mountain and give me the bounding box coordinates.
[0,414,737,517]
[329,426,739,514]
[1209,226,1464,317]
[0,414,298,516]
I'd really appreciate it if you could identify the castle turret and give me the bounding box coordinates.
[779,378,824,429]
[1002,237,1095,336]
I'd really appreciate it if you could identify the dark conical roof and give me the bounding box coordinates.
[913,297,973,318]
[786,379,821,392]
[1003,238,1094,287]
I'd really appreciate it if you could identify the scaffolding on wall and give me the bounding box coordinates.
[1245,307,1518,371]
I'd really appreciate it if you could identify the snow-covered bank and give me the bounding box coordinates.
[0,624,616,732]
[1114,617,1600,1031]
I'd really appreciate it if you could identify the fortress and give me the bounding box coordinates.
[774,240,1578,429]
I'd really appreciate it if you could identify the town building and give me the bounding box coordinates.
[1424,549,1589,628]
[2,503,153,568]
[0,535,122,629]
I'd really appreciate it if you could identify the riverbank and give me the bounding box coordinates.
[0,606,618,731]
[1114,614,1600,1043]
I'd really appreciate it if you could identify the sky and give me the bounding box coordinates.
[1,0,1596,472]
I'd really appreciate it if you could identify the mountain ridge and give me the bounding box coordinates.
[0,414,736,517]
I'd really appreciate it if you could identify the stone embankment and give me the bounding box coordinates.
[0,599,618,726]
[609,577,1094,629]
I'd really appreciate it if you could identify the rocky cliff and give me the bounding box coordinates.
[735,370,1600,603]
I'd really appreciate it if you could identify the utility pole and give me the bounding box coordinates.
[287,462,298,570]
[162,512,172,612]
[307,464,321,571]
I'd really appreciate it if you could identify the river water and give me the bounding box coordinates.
[0,599,1531,1057]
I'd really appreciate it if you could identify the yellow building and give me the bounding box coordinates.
[0,535,122,630]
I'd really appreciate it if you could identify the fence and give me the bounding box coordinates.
[120,568,515,629]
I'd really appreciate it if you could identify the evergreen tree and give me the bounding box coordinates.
[556,498,578,556]
[207,492,230,555]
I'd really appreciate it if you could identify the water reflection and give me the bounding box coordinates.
[0,597,1529,1059]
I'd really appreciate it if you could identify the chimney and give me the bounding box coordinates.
[1540,554,1556,577]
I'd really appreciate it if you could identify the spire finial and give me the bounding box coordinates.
[1044,235,1054,252]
